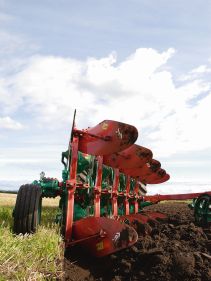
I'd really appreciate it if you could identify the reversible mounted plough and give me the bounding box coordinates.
[13,112,211,257]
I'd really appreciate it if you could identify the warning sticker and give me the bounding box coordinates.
[101,122,109,130]
[96,241,104,251]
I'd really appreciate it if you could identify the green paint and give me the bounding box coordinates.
[192,194,211,224]
[29,149,156,227]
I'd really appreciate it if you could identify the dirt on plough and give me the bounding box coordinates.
[64,202,211,281]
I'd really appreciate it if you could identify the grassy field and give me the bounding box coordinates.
[0,193,193,280]
[0,193,63,280]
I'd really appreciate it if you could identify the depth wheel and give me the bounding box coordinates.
[194,194,210,226]
[13,184,42,234]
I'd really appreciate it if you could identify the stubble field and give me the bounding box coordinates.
[0,193,211,281]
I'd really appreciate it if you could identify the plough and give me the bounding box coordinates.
[145,192,211,225]
[13,112,211,257]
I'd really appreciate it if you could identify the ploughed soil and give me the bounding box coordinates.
[64,202,211,281]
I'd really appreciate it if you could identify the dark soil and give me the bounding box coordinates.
[64,202,211,281]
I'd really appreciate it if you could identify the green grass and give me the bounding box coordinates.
[160,200,192,204]
[0,195,63,280]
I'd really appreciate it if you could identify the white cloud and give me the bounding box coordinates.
[0,29,39,59]
[0,116,23,130]
[147,181,211,195]
[0,48,211,159]
[191,65,211,74]
[179,64,211,81]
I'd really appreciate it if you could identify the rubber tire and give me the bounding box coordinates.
[194,194,210,226]
[13,184,42,234]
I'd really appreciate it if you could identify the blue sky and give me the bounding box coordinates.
[0,0,211,193]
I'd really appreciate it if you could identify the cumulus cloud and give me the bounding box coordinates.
[191,65,211,74]
[0,116,23,130]
[0,48,211,159]
[179,64,211,81]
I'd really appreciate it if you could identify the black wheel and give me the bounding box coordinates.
[13,184,42,234]
[194,194,210,226]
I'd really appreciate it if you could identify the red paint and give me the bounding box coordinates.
[94,156,103,217]
[70,217,138,257]
[122,162,153,178]
[122,163,169,184]
[76,120,138,156]
[63,118,171,256]
[149,173,170,184]
[65,136,79,243]
[103,144,152,169]
[119,213,150,224]
[142,168,166,183]
[133,180,139,213]
[145,191,211,201]
[112,169,119,216]
[124,176,131,215]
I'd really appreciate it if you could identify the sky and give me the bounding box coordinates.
[0,0,211,194]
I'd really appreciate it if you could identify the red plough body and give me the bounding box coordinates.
[13,115,211,258]
[64,119,171,256]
